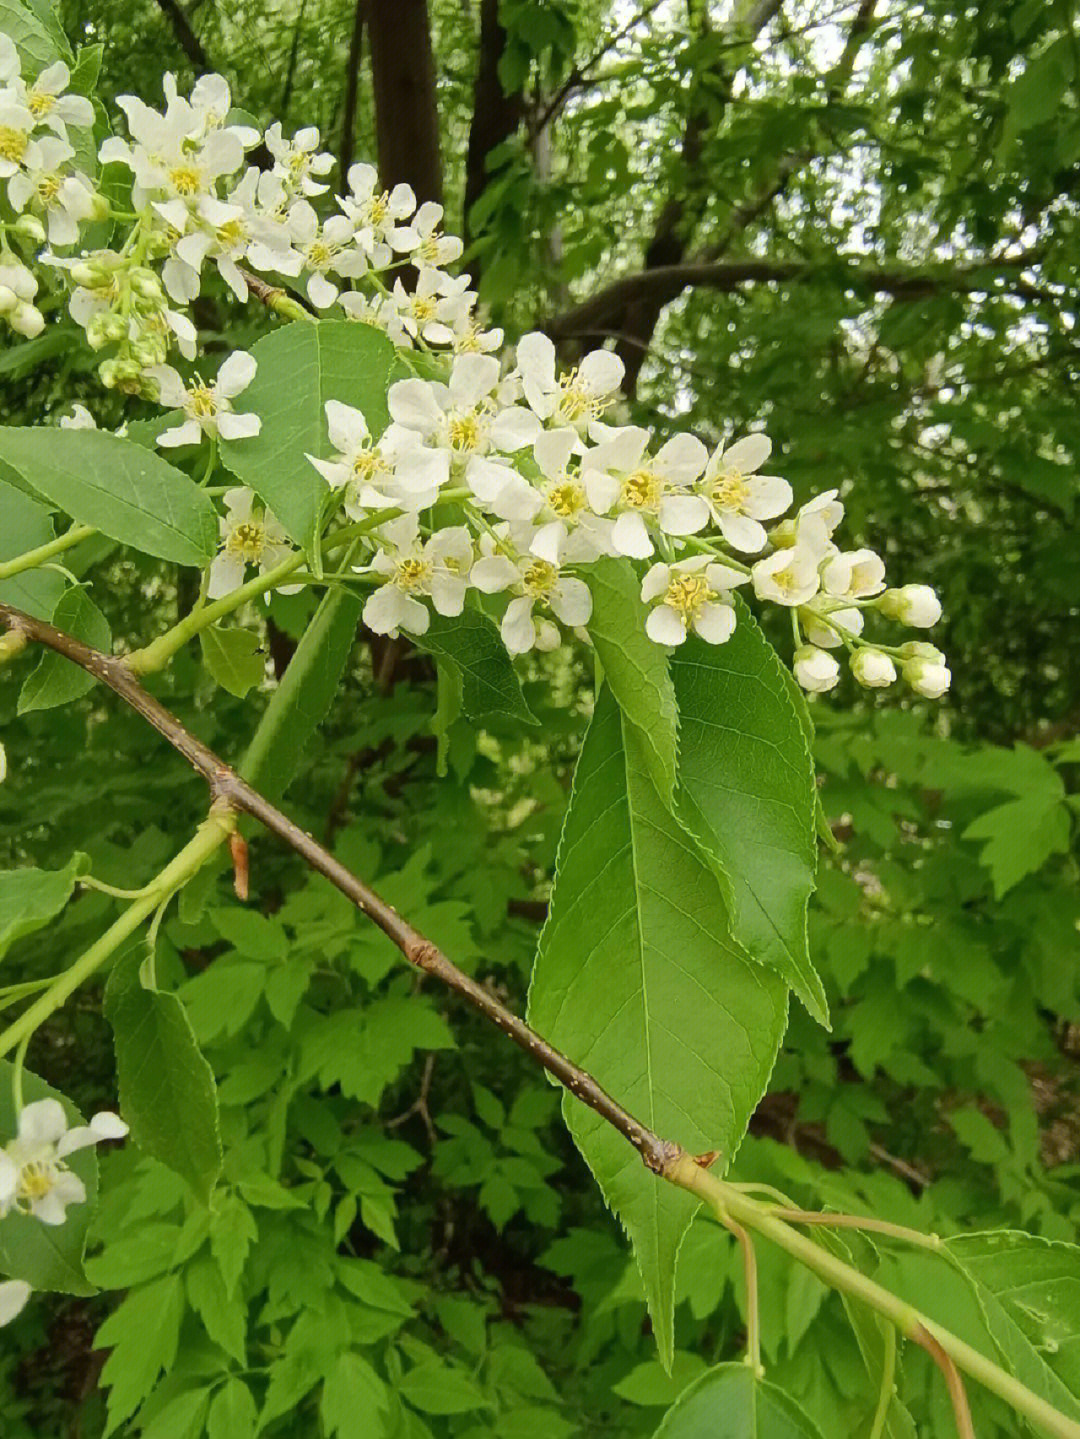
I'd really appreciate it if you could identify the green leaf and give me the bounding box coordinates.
[652,1363,826,1437]
[98,1273,186,1432]
[218,319,397,552]
[240,586,360,802]
[199,625,265,698]
[186,1254,247,1362]
[207,1378,258,1439]
[140,1387,212,1439]
[209,1191,257,1296]
[528,688,788,1366]
[0,429,218,567]
[321,1352,389,1437]
[671,607,826,1024]
[0,480,65,620]
[19,586,111,713]
[415,607,536,724]
[0,852,86,960]
[105,954,223,1205]
[0,1062,98,1293]
[946,1231,1080,1420]
[0,0,67,74]
[587,557,678,801]
[963,792,1071,897]
[399,1359,487,1415]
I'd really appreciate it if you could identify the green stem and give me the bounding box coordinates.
[0,816,230,1062]
[0,524,96,582]
[868,1322,898,1439]
[673,1159,1080,1439]
[763,1207,945,1254]
[126,508,400,676]
[11,1032,29,1111]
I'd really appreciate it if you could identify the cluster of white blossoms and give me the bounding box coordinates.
[0,55,946,694]
[0,1099,128,1326]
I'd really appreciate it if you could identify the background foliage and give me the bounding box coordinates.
[1,0,1077,1434]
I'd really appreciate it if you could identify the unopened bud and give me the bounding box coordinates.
[130,268,163,301]
[0,286,17,316]
[877,584,942,628]
[802,605,863,650]
[793,644,840,694]
[0,630,28,664]
[902,655,951,698]
[11,303,44,338]
[13,213,46,243]
[851,647,896,688]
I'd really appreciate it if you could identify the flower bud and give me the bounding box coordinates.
[130,335,165,367]
[13,213,45,243]
[877,584,942,628]
[793,645,840,693]
[851,647,896,688]
[70,261,103,288]
[130,268,163,301]
[802,605,863,650]
[902,655,951,698]
[0,286,17,316]
[11,303,44,338]
[0,630,28,665]
[88,190,110,221]
[85,312,112,349]
[897,641,945,664]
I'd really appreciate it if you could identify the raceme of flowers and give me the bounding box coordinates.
[0,1099,128,1325]
[0,55,948,699]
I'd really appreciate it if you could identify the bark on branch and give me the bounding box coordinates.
[545,256,1057,341]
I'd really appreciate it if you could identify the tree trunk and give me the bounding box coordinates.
[366,0,443,203]
[463,0,525,264]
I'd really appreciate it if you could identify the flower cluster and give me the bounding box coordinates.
[0,57,947,695]
[0,1099,128,1325]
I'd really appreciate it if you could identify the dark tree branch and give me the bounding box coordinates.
[280,0,311,118]
[153,0,211,70]
[0,600,681,1178]
[545,256,1059,340]
[339,0,367,186]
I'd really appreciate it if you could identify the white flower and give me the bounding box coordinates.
[851,647,896,688]
[692,434,792,553]
[287,200,368,308]
[471,544,591,654]
[0,98,35,177]
[360,514,473,636]
[208,487,298,599]
[0,1280,31,1327]
[752,546,822,607]
[772,489,844,555]
[822,547,886,600]
[7,136,96,247]
[339,163,416,263]
[169,169,300,302]
[900,643,951,698]
[21,61,95,136]
[877,584,942,628]
[527,429,612,563]
[640,556,744,647]
[103,93,244,209]
[452,313,503,355]
[0,34,20,85]
[265,123,335,196]
[516,332,623,429]
[307,399,449,517]
[152,351,261,447]
[393,200,464,270]
[793,645,840,693]
[0,1099,127,1226]
[385,268,472,347]
[584,425,708,557]
[60,403,96,429]
[387,354,541,510]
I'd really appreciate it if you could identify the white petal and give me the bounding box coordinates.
[529,521,565,565]
[471,555,519,593]
[324,400,370,452]
[743,474,792,521]
[658,493,710,536]
[207,552,246,599]
[646,606,687,646]
[388,378,442,436]
[694,602,736,645]
[640,563,671,603]
[307,271,338,308]
[578,348,624,397]
[489,406,542,452]
[0,1281,31,1326]
[611,511,653,558]
[18,1099,67,1146]
[515,332,556,388]
[654,432,708,483]
[217,411,261,442]
[215,350,257,398]
[501,596,536,654]
[722,433,771,474]
[430,574,466,616]
[551,577,592,627]
[718,510,768,554]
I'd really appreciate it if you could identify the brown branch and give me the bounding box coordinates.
[545,256,1060,340]
[0,599,681,1179]
[153,0,210,71]
[912,1324,977,1439]
[366,0,443,204]
[464,0,526,261]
